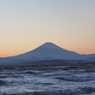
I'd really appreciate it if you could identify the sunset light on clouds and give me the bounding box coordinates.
[0,0,95,57]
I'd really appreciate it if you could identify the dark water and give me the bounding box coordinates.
[0,63,95,95]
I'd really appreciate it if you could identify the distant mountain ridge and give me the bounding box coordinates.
[13,42,82,59]
[0,42,95,64]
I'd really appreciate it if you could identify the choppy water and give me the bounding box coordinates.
[0,64,95,95]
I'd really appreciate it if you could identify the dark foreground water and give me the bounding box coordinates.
[0,63,95,95]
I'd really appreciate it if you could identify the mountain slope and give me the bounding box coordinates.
[0,42,95,64]
[13,42,82,60]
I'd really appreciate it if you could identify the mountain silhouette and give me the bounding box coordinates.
[0,42,95,64]
[14,42,82,60]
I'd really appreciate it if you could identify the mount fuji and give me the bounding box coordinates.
[0,42,95,64]
[13,42,82,60]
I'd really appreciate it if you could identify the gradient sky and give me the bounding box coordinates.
[0,0,95,57]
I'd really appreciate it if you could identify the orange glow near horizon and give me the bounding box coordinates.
[0,42,95,58]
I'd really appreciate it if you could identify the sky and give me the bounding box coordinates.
[0,0,95,57]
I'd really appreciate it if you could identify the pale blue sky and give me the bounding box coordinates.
[0,0,95,57]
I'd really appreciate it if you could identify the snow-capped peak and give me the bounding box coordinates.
[38,42,63,50]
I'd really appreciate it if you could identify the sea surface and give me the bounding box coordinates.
[0,63,95,95]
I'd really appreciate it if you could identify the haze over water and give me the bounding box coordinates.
[0,0,95,57]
